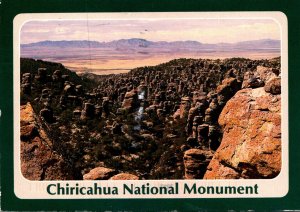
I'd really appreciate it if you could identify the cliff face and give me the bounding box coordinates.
[204,87,281,179]
[20,102,73,180]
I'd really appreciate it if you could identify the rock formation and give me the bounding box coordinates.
[20,103,72,180]
[184,149,213,179]
[83,167,116,180]
[109,173,139,180]
[121,90,139,112]
[204,87,281,179]
[20,57,281,180]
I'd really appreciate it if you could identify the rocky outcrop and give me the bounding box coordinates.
[20,57,281,180]
[80,102,95,120]
[264,77,281,95]
[83,167,116,180]
[21,73,32,94]
[20,103,71,180]
[109,173,139,180]
[204,87,281,179]
[184,149,213,179]
[216,77,241,106]
[179,97,191,119]
[121,90,139,112]
[242,66,279,89]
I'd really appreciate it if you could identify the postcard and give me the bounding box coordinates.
[13,12,288,199]
[1,3,299,210]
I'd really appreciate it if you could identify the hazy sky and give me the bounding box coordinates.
[21,19,280,44]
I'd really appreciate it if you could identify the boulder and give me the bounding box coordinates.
[256,66,278,82]
[21,123,37,140]
[83,167,116,180]
[122,90,139,112]
[244,76,264,88]
[243,66,279,89]
[264,77,281,95]
[20,103,37,140]
[204,87,281,179]
[20,102,35,125]
[216,77,241,106]
[109,173,139,180]
[183,149,213,179]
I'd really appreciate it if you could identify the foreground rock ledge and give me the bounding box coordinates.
[21,103,72,180]
[204,87,281,179]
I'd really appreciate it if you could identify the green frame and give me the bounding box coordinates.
[1,0,300,211]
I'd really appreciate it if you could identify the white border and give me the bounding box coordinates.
[13,12,288,199]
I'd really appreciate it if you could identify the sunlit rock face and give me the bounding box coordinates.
[204,87,281,179]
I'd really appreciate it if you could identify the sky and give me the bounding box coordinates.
[21,19,280,44]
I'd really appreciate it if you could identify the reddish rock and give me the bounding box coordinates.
[264,77,281,95]
[124,90,137,98]
[20,103,35,124]
[83,167,116,180]
[243,66,278,89]
[216,77,240,94]
[204,159,241,179]
[241,71,254,88]
[20,103,72,180]
[192,92,206,104]
[20,124,37,140]
[188,107,198,123]
[179,97,191,119]
[204,87,281,179]
[256,66,278,82]
[122,90,139,112]
[216,77,241,105]
[197,124,209,147]
[183,148,213,179]
[109,173,139,180]
[173,109,181,120]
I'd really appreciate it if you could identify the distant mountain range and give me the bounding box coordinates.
[21,38,280,50]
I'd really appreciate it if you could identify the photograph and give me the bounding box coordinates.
[2,0,300,210]
[19,15,282,181]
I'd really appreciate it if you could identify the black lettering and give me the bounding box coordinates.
[47,184,56,195]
